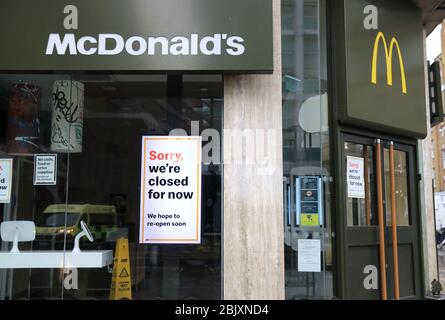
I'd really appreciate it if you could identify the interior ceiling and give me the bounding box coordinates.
[411,0,445,34]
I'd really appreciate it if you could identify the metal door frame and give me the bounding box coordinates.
[333,128,424,299]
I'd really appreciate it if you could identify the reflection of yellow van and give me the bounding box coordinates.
[35,204,118,242]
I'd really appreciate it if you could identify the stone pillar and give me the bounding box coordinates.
[223,0,284,300]
[418,29,438,295]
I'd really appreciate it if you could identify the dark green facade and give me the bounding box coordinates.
[0,0,273,72]
[332,0,427,139]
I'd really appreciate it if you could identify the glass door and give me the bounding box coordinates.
[341,133,422,300]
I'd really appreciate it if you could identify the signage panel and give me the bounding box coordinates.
[298,239,322,273]
[347,156,365,199]
[333,0,427,138]
[295,176,323,227]
[33,154,57,186]
[139,136,202,244]
[0,0,273,72]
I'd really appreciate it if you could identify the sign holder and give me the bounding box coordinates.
[295,176,323,227]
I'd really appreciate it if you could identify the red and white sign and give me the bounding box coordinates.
[0,159,13,203]
[347,156,365,199]
[139,136,202,244]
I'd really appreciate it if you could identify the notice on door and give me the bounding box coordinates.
[0,159,12,203]
[347,156,365,199]
[34,154,57,185]
[139,136,202,244]
[298,239,321,272]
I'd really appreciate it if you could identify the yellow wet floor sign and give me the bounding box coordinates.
[110,238,132,300]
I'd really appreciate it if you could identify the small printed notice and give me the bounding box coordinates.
[298,239,321,272]
[346,156,365,199]
[0,159,13,203]
[139,136,202,244]
[34,154,57,185]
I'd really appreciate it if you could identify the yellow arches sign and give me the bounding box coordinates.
[332,0,426,139]
[371,32,407,94]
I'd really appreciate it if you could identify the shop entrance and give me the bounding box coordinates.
[339,132,422,299]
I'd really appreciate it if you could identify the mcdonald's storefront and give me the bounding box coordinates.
[0,0,442,301]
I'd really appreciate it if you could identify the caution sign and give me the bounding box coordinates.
[119,268,129,278]
[301,214,319,227]
[110,238,132,300]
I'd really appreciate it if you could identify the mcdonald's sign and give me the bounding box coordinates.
[332,0,427,139]
[371,32,407,94]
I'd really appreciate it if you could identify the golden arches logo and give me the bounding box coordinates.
[371,32,407,94]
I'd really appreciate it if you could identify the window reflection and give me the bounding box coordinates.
[282,0,332,300]
[384,149,410,226]
[0,74,222,300]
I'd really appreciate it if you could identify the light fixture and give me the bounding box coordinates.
[284,74,302,82]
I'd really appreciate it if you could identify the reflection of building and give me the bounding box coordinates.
[431,21,445,192]
[431,22,445,240]
[435,192,445,230]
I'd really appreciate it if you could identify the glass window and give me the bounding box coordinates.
[36,212,79,228]
[442,150,445,169]
[282,0,332,300]
[89,214,115,226]
[0,74,223,300]
[384,149,410,226]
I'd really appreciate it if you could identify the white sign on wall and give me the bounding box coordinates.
[347,156,365,199]
[0,159,13,203]
[298,239,321,273]
[139,136,202,244]
[34,154,57,185]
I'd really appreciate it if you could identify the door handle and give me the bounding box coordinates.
[389,141,401,300]
[375,139,388,300]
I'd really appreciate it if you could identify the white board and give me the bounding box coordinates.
[346,156,365,199]
[139,136,202,244]
[298,239,321,273]
[33,154,57,185]
[0,159,13,203]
